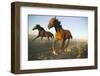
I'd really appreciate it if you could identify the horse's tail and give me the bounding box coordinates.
[70,34,72,39]
[49,32,54,39]
[52,34,54,39]
[69,31,72,39]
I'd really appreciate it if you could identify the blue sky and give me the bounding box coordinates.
[28,15,88,40]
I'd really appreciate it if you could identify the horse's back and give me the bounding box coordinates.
[47,31,54,37]
[64,30,72,39]
[39,31,45,36]
[46,31,51,35]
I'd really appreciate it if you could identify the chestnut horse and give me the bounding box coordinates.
[32,24,54,40]
[48,17,72,55]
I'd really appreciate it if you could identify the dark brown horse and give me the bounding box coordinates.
[32,24,54,40]
[48,16,72,55]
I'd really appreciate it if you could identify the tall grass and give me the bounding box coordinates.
[28,34,88,60]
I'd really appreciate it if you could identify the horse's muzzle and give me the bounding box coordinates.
[32,28,35,30]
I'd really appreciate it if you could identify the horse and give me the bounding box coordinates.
[48,16,72,55]
[32,24,54,40]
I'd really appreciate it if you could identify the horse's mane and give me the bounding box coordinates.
[38,25,45,31]
[57,20,62,29]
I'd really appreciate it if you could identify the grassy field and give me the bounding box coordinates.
[28,34,88,61]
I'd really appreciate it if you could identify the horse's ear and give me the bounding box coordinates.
[54,16,56,19]
[53,16,56,19]
[36,24,40,27]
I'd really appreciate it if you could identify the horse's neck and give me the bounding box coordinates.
[55,24,62,32]
[38,27,45,32]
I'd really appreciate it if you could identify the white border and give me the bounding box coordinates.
[20,7,95,70]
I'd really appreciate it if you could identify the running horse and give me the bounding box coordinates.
[48,16,72,55]
[32,24,54,40]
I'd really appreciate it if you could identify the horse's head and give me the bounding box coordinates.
[32,24,40,30]
[48,16,59,29]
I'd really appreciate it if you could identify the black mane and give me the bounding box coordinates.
[36,24,45,31]
[38,26,45,31]
[55,20,62,31]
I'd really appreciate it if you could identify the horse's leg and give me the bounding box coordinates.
[64,39,70,52]
[59,40,65,53]
[32,35,39,41]
[52,40,58,55]
[52,36,54,40]
[60,40,65,51]
[41,37,43,40]
[48,36,50,40]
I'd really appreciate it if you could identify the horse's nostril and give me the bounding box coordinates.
[32,28,34,30]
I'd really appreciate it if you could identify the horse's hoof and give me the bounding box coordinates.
[64,49,67,52]
[52,51,58,55]
[77,54,81,58]
[58,49,63,54]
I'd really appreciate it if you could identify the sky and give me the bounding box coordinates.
[28,15,88,40]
